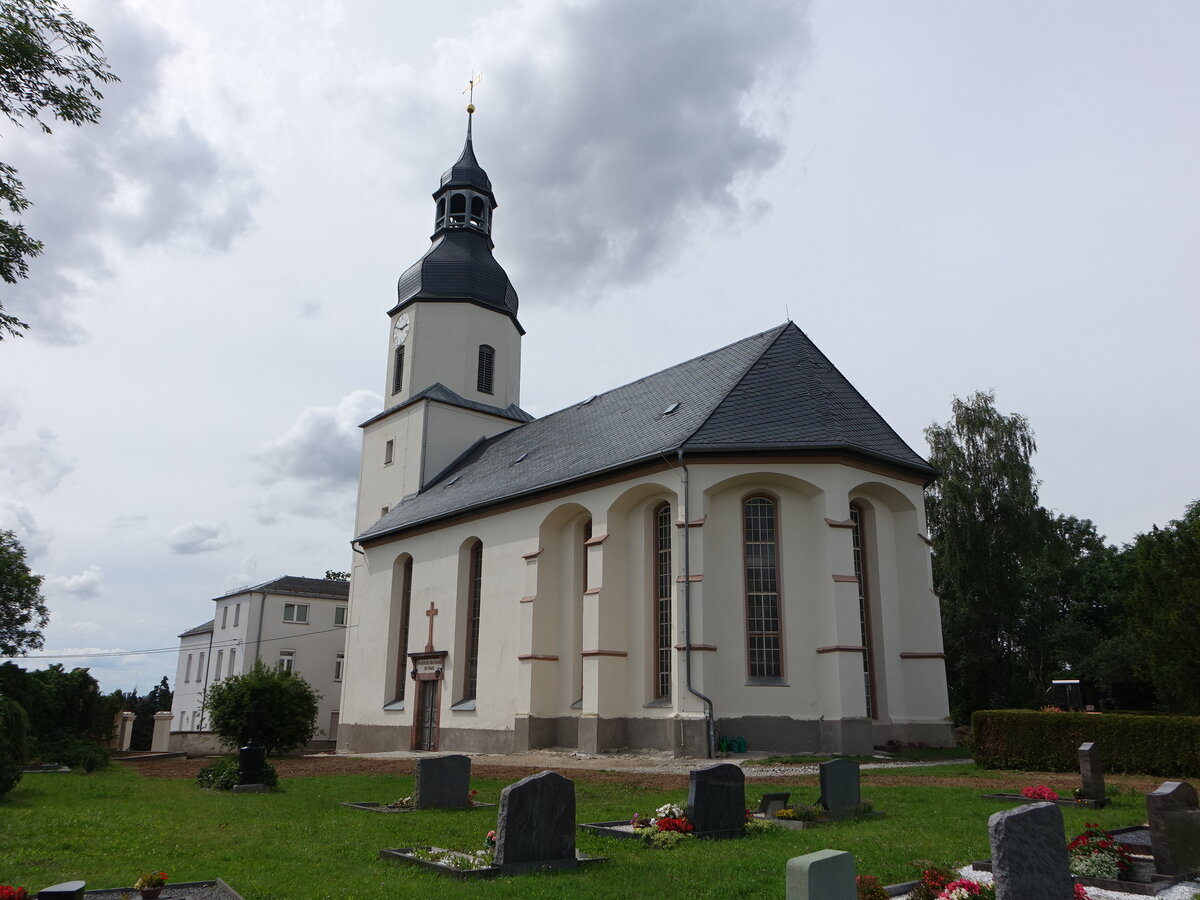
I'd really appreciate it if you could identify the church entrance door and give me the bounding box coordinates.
[415,679,438,751]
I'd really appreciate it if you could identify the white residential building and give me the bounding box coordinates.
[170,576,350,754]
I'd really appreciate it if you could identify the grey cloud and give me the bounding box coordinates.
[43,566,107,602]
[251,390,380,523]
[3,1,259,344]
[167,520,238,555]
[475,0,809,302]
[0,500,52,559]
[0,427,74,495]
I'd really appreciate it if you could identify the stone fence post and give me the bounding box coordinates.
[151,710,174,751]
[118,711,137,751]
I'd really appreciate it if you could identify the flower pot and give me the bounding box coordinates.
[139,889,163,899]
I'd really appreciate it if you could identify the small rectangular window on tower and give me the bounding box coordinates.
[384,439,394,466]
[477,344,495,394]
[393,345,405,394]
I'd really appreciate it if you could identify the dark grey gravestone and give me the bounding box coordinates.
[36,881,86,899]
[785,849,857,900]
[819,758,860,813]
[1147,781,1200,875]
[414,754,471,810]
[1160,810,1200,876]
[687,762,745,838]
[988,802,1074,900]
[759,791,791,816]
[1077,742,1105,802]
[494,770,576,871]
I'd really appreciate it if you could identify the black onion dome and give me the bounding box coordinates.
[439,119,493,196]
[395,230,520,320]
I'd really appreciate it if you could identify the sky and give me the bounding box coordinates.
[1,0,1196,695]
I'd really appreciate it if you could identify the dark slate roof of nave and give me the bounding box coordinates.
[357,322,933,543]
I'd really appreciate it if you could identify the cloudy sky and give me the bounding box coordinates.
[1,0,1196,694]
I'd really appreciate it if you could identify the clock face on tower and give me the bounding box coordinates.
[392,313,411,346]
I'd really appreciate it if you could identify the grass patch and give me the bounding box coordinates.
[0,764,1147,899]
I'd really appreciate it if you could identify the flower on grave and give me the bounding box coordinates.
[743,808,754,823]
[652,802,685,824]
[1068,823,1133,880]
[856,874,889,900]
[1020,784,1060,800]
[134,871,168,890]
[1073,884,1092,900]
[468,788,478,804]
[485,829,496,848]
[935,878,996,899]
[392,796,413,808]
[630,812,652,829]
[655,815,694,834]
[0,887,29,900]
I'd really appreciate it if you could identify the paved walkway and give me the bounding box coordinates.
[330,747,972,779]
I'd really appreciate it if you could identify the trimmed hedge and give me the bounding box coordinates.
[972,709,1200,776]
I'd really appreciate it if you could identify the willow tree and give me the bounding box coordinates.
[925,391,1045,722]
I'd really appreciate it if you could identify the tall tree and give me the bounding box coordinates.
[0,529,48,655]
[0,0,118,338]
[925,391,1045,721]
[1126,501,1200,713]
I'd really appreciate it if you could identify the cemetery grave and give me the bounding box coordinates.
[381,770,606,878]
[31,879,244,899]
[753,758,884,829]
[579,762,749,842]
[982,742,1113,808]
[342,753,493,813]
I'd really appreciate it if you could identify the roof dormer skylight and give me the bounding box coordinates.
[662,402,680,415]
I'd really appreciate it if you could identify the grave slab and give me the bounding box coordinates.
[785,849,857,900]
[687,762,745,839]
[414,754,471,810]
[1146,781,1200,876]
[819,758,861,813]
[988,802,1074,900]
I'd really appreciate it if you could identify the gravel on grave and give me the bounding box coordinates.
[890,867,1200,900]
[82,881,241,900]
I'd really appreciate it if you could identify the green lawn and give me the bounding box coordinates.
[0,763,1148,899]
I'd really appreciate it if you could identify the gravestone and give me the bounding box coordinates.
[687,762,745,838]
[36,882,85,899]
[784,849,856,900]
[234,704,268,793]
[1077,742,1105,802]
[759,791,791,817]
[414,754,471,810]
[819,758,860,814]
[988,802,1074,900]
[494,770,576,871]
[1146,781,1200,876]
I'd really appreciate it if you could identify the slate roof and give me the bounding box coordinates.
[357,323,933,543]
[214,576,350,602]
[179,619,213,638]
[393,229,520,321]
[439,121,493,195]
[361,382,533,430]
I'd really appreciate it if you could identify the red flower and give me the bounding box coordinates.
[656,816,694,833]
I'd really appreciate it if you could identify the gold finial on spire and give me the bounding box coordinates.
[463,72,483,114]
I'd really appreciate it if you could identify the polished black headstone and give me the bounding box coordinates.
[36,881,86,899]
[495,770,576,869]
[414,754,471,809]
[1147,781,1200,875]
[687,762,745,838]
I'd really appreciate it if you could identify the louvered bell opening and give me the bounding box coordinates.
[477,344,495,394]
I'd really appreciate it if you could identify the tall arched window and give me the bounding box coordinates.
[464,540,483,701]
[743,495,782,678]
[449,193,466,224]
[653,502,673,699]
[393,344,405,394]
[435,197,446,229]
[393,556,413,703]
[470,196,486,228]
[850,503,878,718]
[477,344,495,394]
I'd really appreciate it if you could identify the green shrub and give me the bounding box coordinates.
[972,709,1200,775]
[0,692,30,798]
[34,737,109,772]
[196,756,278,791]
[204,660,319,755]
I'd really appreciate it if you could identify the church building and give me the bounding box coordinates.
[336,109,952,757]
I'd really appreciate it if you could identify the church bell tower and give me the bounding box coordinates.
[354,102,529,537]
